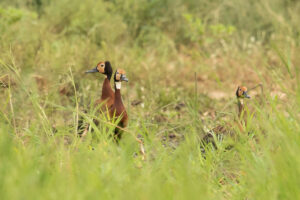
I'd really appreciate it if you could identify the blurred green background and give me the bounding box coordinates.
[1,0,300,199]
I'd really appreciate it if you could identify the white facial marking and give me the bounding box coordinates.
[239,98,244,105]
[115,82,121,89]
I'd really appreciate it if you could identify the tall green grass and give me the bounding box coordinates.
[1,0,300,199]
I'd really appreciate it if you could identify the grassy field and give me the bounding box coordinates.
[1,0,300,199]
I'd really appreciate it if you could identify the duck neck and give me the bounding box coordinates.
[114,82,123,105]
[107,72,112,81]
[237,98,244,118]
[115,82,122,90]
[101,78,113,100]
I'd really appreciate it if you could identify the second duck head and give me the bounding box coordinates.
[114,69,128,89]
[86,61,113,80]
[236,86,250,99]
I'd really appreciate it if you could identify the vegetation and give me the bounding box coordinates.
[1,0,300,199]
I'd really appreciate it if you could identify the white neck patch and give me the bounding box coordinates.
[115,82,121,89]
[239,98,244,105]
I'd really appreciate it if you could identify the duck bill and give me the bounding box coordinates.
[121,76,129,82]
[85,67,98,73]
[243,91,250,98]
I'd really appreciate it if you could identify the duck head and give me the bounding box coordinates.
[236,86,250,99]
[114,69,128,83]
[86,61,113,80]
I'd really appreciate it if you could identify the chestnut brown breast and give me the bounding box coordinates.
[95,78,115,112]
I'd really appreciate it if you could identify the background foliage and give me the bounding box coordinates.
[1,0,300,199]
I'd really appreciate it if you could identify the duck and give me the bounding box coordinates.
[236,86,250,120]
[78,61,114,137]
[201,86,251,149]
[85,61,114,112]
[109,69,129,141]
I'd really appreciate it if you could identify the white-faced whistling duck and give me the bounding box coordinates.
[109,69,129,141]
[85,61,114,112]
[78,61,114,137]
[201,86,251,150]
[236,86,250,119]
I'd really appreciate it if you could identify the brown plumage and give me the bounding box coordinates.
[109,69,129,141]
[86,61,114,112]
[79,61,114,137]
